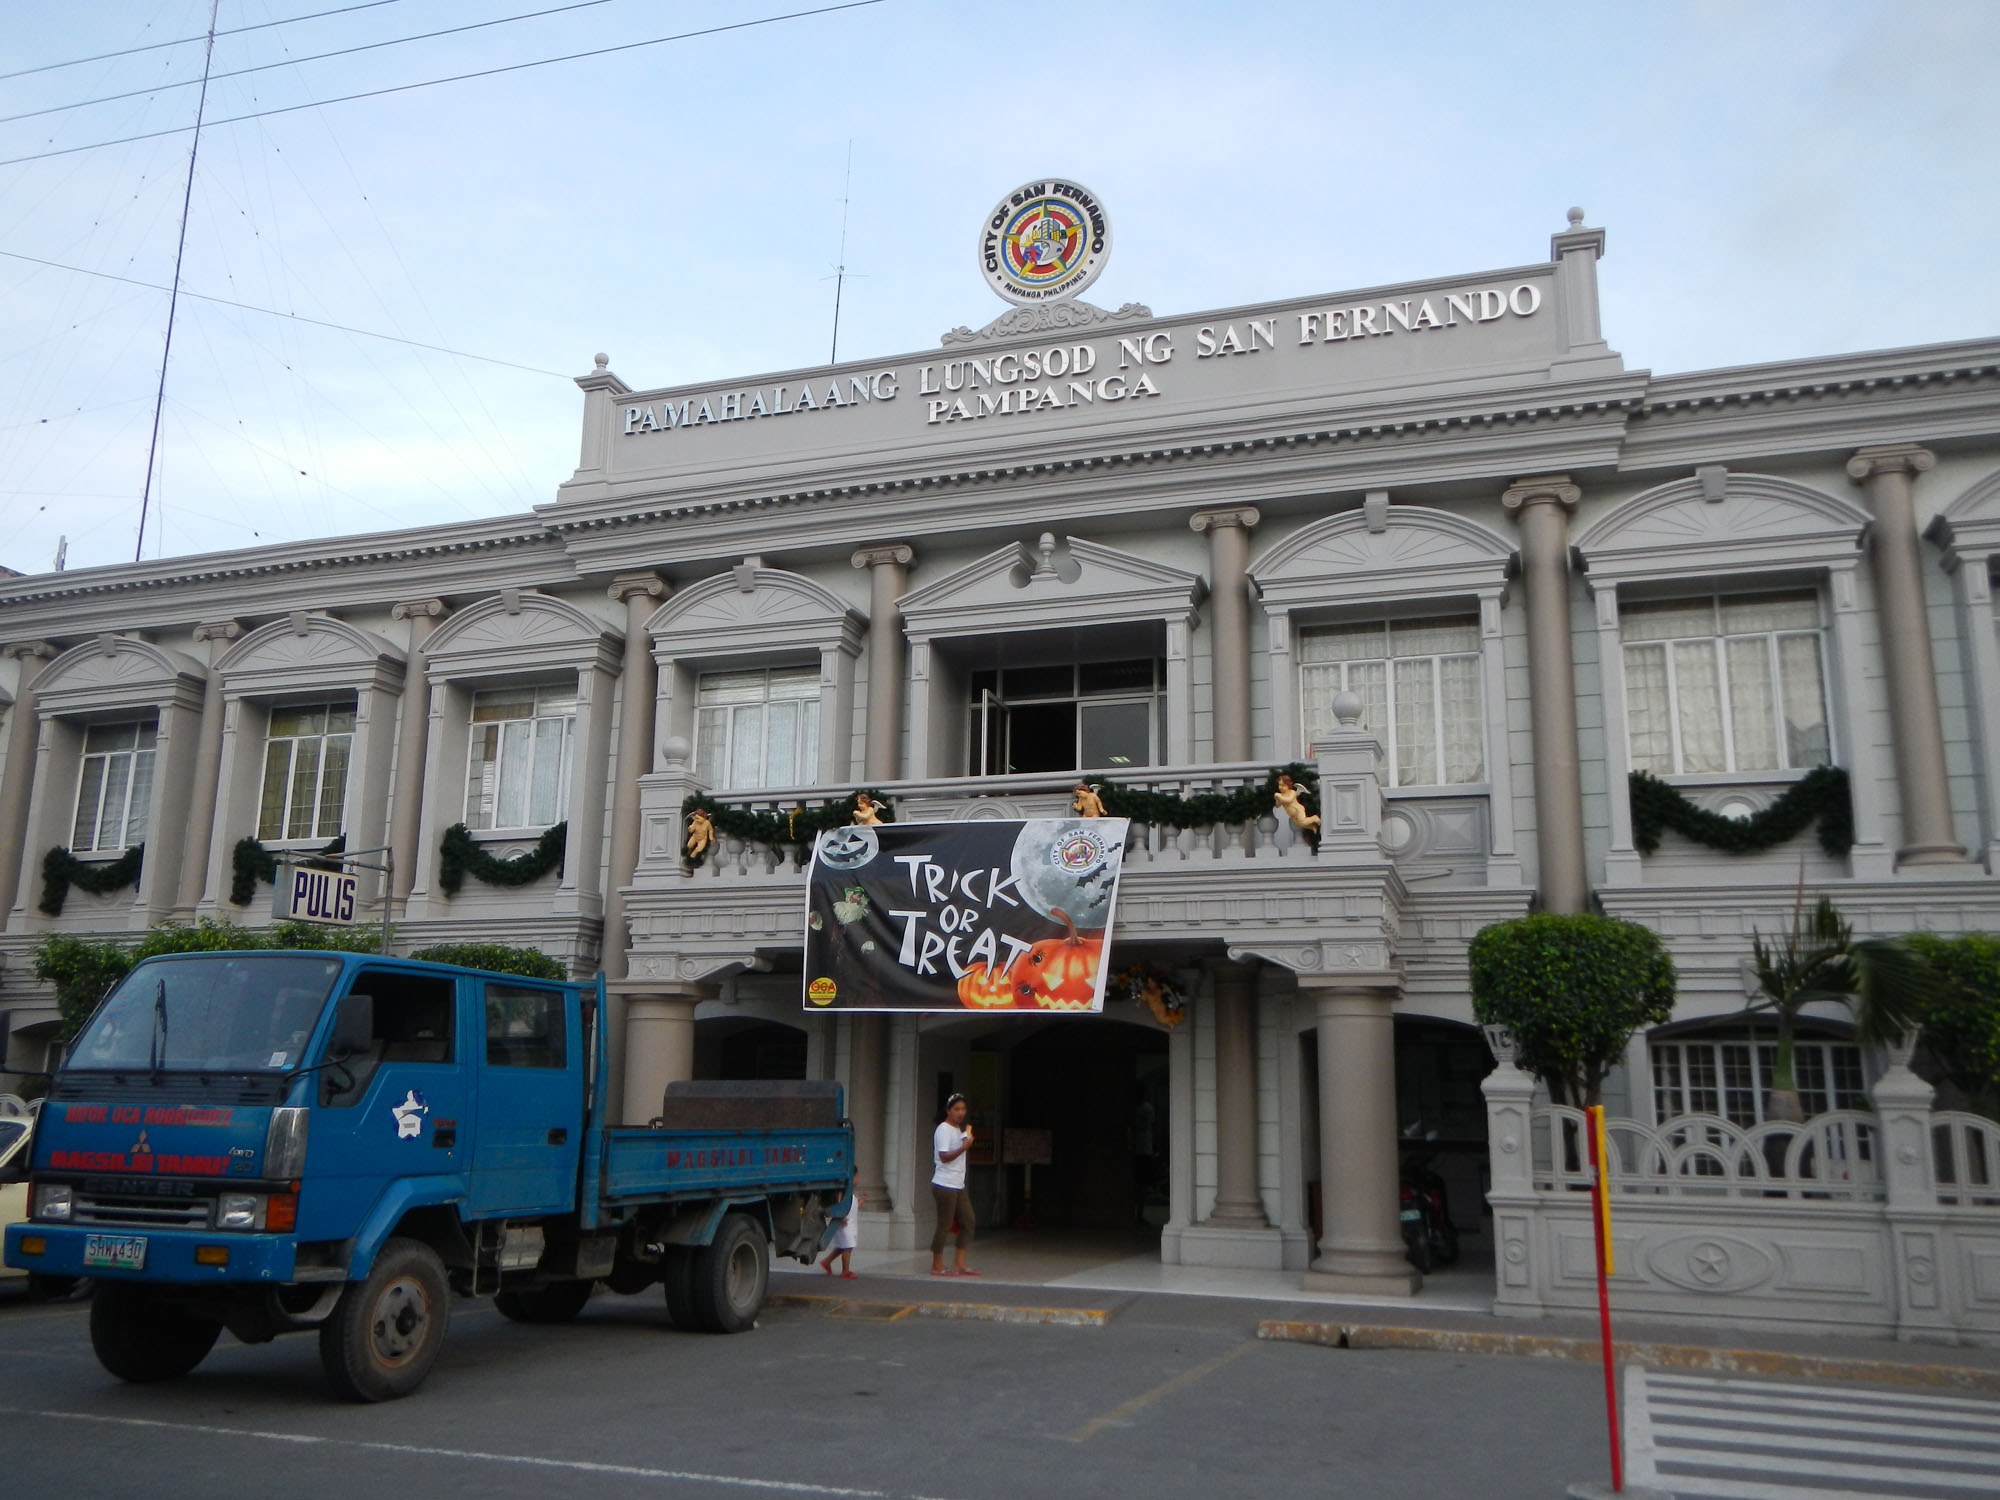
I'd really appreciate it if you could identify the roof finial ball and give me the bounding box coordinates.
[1567,207,1585,229]
[1332,690,1364,729]
[593,352,609,371]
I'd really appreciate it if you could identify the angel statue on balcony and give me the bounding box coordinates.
[685,806,715,861]
[851,791,884,826]
[1273,773,1320,835]
[1071,782,1107,819]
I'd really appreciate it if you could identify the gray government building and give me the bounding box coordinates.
[5,210,2000,1335]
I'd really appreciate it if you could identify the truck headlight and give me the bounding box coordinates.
[265,1106,308,1179]
[32,1182,73,1222]
[216,1192,263,1231]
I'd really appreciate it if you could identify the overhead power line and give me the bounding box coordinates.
[0,1,887,170]
[0,0,410,82]
[1,0,617,127]
[0,248,572,378]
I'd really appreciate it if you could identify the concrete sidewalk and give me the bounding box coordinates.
[773,1227,2000,1391]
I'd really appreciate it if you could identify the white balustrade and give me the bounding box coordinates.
[1529,1106,1884,1201]
[1932,1111,2000,1207]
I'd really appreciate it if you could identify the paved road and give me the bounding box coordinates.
[0,1282,1613,1500]
[1625,1366,2000,1499]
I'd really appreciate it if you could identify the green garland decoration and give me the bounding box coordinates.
[438,821,567,896]
[1091,762,1321,847]
[39,844,144,916]
[1629,766,1853,858]
[681,791,896,867]
[229,833,347,906]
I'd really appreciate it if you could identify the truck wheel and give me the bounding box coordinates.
[494,1280,593,1324]
[90,1284,222,1382]
[689,1213,767,1334]
[660,1246,698,1330]
[319,1236,450,1402]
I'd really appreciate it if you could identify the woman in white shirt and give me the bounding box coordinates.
[930,1093,976,1277]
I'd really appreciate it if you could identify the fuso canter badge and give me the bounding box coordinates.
[979,179,1112,305]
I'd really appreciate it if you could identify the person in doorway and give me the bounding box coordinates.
[931,1094,977,1277]
[821,1189,863,1279]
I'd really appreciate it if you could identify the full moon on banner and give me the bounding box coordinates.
[803,819,1130,1013]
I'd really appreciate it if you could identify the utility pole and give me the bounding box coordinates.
[829,141,852,365]
[135,0,221,563]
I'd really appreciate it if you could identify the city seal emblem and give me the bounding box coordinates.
[979,178,1112,305]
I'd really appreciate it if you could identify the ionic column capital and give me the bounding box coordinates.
[389,597,448,622]
[3,640,58,662]
[191,619,244,644]
[850,543,915,570]
[608,570,669,604]
[1846,444,1936,483]
[1188,505,1261,534]
[1500,474,1581,517]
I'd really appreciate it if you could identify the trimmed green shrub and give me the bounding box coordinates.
[407,943,565,980]
[1469,912,1678,1106]
[1905,932,2000,1117]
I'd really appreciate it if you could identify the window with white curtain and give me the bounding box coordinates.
[258,702,354,840]
[1621,591,1830,775]
[1651,1034,1865,1126]
[1297,615,1484,786]
[71,720,157,853]
[695,666,820,791]
[464,684,576,830]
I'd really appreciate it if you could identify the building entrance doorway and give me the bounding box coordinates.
[1001,1020,1168,1232]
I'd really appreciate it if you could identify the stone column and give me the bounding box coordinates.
[604,573,669,978]
[851,544,914,783]
[1190,507,1260,762]
[1202,958,1267,1225]
[0,642,56,927]
[1502,475,1588,913]
[1301,976,1419,1295]
[1870,1036,1953,1341]
[1848,444,1966,866]
[848,1013,893,1211]
[1480,1028,1545,1317]
[618,983,705,1125]
[173,621,242,915]
[388,599,448,903]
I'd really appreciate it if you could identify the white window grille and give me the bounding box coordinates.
[258,702,354,841]
[464,685,576,830]
[71,720,157,853]
[1651,1035,1865,1127]
[1297,615,1483,786]
[695,666,820,791]
[1621,591,1830,775]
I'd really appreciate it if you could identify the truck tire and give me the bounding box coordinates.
[660,1246,698,1330]
[689,1212,767,1334]
[494,1279,593,1324]
[319,1236,451,1402]
[90,1284,222,1383]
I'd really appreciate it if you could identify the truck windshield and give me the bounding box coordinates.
[68,955,344,1074]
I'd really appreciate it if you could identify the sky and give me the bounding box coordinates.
[1,0,1996,576]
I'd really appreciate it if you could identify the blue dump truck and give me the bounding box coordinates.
[2,950,853,1401]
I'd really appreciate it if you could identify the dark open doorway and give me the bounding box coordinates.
[1004,1020,1168,1231]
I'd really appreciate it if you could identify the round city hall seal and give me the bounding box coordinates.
[979,178,1112,305]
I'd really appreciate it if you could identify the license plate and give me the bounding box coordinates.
[1399,1209,1422,1222]
[83,1234,148,1272]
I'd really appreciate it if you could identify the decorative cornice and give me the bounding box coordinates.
[390,597,449,621]
[1188,505,1261,534]
[1846,443,1936,482]
[850,543,916,570]
[939,298,1153,348]
[1500,474,1581,516]
[3,640,58,661]
[607,571,669,603]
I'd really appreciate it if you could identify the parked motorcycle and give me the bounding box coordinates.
[1398,1128,1459,1273]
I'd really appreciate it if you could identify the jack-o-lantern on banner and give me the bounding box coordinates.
[803,819,1129,1013]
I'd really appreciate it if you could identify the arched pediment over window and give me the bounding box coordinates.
[1576,472,1869,586]
[218,613,403,697]
[898,534,1203,638]
[1927,465,2000,559]
[646,567,865,660]
[426,589,621,680]
[1249,504,1513,608]
[35,635,206,717]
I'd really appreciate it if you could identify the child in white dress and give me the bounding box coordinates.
[821,1189,864,1278]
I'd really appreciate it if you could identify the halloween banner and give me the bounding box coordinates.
[803,818,1129,1013]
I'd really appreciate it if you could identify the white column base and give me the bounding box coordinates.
[1175,1223,1285,1271]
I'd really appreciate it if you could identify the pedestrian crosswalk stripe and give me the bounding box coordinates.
[1624,1364,2000,1500]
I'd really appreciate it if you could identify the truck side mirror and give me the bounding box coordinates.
[331,994,374,1058]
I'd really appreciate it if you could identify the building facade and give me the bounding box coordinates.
[5,212,2000,1313]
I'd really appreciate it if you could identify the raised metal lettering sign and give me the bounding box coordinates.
[979,178,1112,305]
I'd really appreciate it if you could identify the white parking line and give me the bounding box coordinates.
[0,1406,951,1498]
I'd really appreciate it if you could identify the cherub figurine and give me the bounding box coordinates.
[1273,773,1320,835]
[1071,782,1107,819]
[851,791,884,826]
[685,807,715,861]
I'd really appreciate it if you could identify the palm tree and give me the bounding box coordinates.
[1747,888,1932,1123]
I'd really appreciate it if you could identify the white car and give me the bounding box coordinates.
[1,1096,37,1287]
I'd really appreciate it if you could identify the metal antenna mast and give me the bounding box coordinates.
[829,140,852,364]
[135,0,221,563]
